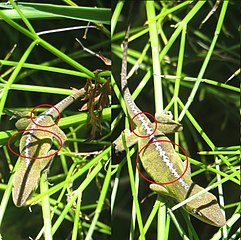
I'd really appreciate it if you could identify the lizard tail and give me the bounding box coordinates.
[121,26,149,125]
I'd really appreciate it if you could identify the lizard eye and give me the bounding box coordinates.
[192,209,202,217]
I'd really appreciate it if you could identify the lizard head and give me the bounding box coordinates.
[184,184,226,227]
[155,111,183,133]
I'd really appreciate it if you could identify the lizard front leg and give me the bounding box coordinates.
[12,111,32,130]
[113,129,139,152]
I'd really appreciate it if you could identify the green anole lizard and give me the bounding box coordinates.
[12,88,86,207]
[114,27,226,227]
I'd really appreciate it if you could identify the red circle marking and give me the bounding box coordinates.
[136,140,188,185]
[30,104,60,128]
[8,129,63,160]
[130,112,157,138]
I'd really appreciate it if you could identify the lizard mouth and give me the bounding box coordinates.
[187,201,226,227]
[195,212,226,227]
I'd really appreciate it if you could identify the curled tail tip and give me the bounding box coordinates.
[71,87,86,96]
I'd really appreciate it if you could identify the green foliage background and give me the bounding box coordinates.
[111,1,239,240]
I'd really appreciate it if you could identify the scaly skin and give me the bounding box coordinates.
[12,88,85,207]
[114,27,225,227]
